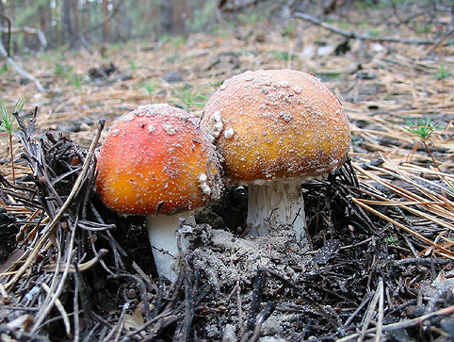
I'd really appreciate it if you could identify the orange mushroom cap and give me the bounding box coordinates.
[96,103,223,216]
[201,69,351,183]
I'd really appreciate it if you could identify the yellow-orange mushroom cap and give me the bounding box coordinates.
[201,69,351,183]
[96,103,223,216]
[201,69,351,243]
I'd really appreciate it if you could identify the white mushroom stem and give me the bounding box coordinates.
[246,180,308,244]
[146,211,194,281]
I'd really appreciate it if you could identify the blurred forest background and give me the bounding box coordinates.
[1,0,221,51]
[2,0,452,53]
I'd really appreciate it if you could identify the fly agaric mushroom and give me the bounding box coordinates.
[96,103,223,280]
[201,69,350,244]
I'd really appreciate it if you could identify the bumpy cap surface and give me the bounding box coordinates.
[96,103,223,215]
[201,69,351,183]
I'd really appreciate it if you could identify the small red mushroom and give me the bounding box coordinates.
[201,70,351,245]
[96,103,223,280]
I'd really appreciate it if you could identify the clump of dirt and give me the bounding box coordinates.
[189,224,311,293]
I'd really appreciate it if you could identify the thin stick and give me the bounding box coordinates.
[294,12,447,45]
[0,41,47,92]
[41,283,71,336]
[358,281,382,342]
[31,232,76,334]
[375,279,384,342]
[9,133,15,183]
[337,304,454,342]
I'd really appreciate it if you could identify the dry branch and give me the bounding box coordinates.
[218,0,263,13]
[0,26,47,50]
[69,0,125,48]
[294,12,454,46]
[337,304,454,342]
[0,42,46,92]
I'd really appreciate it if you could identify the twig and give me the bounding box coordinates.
[0,41,47,92]
[343,291,374,329]
[294,12,452,45]
[42,249,109,273]
[41,283,71,336]
[218,0,261,13]
[73,269,80,342]
[0,13,11,56]
[357,281,381,342]
[337,304,454,342]
[31,224,76,334]
[375,279,384,342]
[427,25,454,54]
[249,301,276,342]
[69,0,125,48]
[100,305,127,342]
[173,268,195,341]
[246,270,267,332]
[237,280,243,335]
[0,25,47,50]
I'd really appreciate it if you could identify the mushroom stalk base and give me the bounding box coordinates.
[146,212,194,282]
[247,180,307,243]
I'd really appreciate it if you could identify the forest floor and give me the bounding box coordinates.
[1,8,454,342]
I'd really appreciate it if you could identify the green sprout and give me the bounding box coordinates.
[199,81,222,101]
[141,81,159,100]
[438,65,449,80]
[281,20,297,38]
[387,236,397,243]
[404,115,441,168]
[0,96,29,183]
[368,27,381,38]
[170,84,206,111]
[404,115,440,141]
[128,61,139,71]
[70,73,81,88]
[207,80,222,92]
[438,65,452,93]
[55,63,73,77]
[270,50,296,61]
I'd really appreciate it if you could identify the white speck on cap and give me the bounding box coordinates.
[163,123,176,135]
[210,111,224,138]
[223,127,235,139]
[198,173,211,196]
[280,81,289,88]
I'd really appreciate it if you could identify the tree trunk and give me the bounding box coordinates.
[62,0,75,43]
[160,0,173,34]
[161,0,189,35]
[115,0,129,41]
[38,0,52,47]
[102,0,111,42]
[0,0,4,50]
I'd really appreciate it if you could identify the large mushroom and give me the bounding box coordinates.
[201,69,350,245]
[96,103,223,280]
